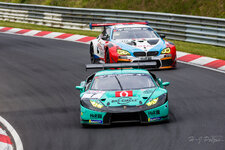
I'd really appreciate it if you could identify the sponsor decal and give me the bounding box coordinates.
[148,117,161,122]
[89,120,103,124]
[115,91,133,97]
[90,114,102,119]
[82,91,105,99]
[112,98,137,104]
[148,110,160,115]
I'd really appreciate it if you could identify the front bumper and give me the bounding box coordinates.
[117,54,176,69]
[80,101,169,125]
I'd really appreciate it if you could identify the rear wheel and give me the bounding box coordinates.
[90,44,96,64]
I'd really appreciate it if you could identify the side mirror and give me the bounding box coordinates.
[102,34,109,41]
[76,86,84,90]
[159,34,166,39]
[75,81,86,93]
[162,82,170,87]
[80,81,86,87]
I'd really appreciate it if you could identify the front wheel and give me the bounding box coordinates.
[105,49,110,63]
[90,44,96,64]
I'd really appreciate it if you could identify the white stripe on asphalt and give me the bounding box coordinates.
[178,60,225,74]
[176,51,189,58]
[190,57,218,65]
[218,65,225,71]
[64,35,86,41]
[0,116,23,150]
[23,30,41,36]
[42,32,63,38]
[4,28,22,34]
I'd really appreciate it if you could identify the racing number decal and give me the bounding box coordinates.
[97,39,105,57]
[115,91,133,97]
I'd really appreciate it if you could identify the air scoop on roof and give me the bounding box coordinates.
[126,41,137,46]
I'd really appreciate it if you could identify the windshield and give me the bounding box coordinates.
[91,74,156,91]
[112,27,158,40]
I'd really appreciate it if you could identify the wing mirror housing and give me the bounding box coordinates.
[162,82,170,87]
[75,81,86,93]
[76,86,84,90]
[159,34,166,39]
[157,78,170,88]
[102,34,109,41]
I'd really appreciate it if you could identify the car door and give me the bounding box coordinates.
[97,28,110,58]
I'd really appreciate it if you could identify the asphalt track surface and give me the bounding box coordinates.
[0,33,224,150]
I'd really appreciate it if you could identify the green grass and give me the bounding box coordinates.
[169,40,225,60]
[0,0,224,18]
[0,21,224,60]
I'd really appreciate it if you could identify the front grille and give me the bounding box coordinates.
[133,52,146,57]
[111,112,140,122]
[147,51,158,56]
[133,51,158,57]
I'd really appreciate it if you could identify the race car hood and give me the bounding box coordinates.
[111,38,166,54]
[82,87,166,107]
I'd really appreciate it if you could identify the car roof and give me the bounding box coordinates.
[109,24,150,29]
[95,69,150,76]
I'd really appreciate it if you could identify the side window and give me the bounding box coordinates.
[102,28,107,36]
[85,73,95,91]
[106,28,111,37]
[98,33,103,39]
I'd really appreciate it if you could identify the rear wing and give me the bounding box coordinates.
[86,61,160,70]
[89,21,149,29]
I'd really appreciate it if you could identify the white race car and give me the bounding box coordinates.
[89,22,177,69]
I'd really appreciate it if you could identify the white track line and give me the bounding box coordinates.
[23,30,41,36]
[0,116,23,150]
[177,60,225,74]
[43,32,63,38]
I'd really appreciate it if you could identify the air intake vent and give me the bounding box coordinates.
[147,51,158,56]
[133,52,146,57]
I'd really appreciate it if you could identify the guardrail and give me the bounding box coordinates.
[0,2,224,47]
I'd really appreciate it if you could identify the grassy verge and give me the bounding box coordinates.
[169,40,225,60]
[0,0,224,18]
[0,21,224,60]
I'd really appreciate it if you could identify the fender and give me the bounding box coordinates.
[91,38,101,59]
[104,43,119,63]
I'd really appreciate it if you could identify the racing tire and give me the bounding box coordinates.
[105,49,110,63]
[90,44,96,64]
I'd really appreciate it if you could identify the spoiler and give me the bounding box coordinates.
[89,21,149,29]
[85,61,160,70]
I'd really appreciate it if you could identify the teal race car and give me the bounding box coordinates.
[76,62,170,126]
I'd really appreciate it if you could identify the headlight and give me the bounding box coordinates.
[145,94,167,107]
[117,49,131,55]
[146,98,158,106]
[161,47,171,54]
[81,99,104,110]
[90,100,104,109]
